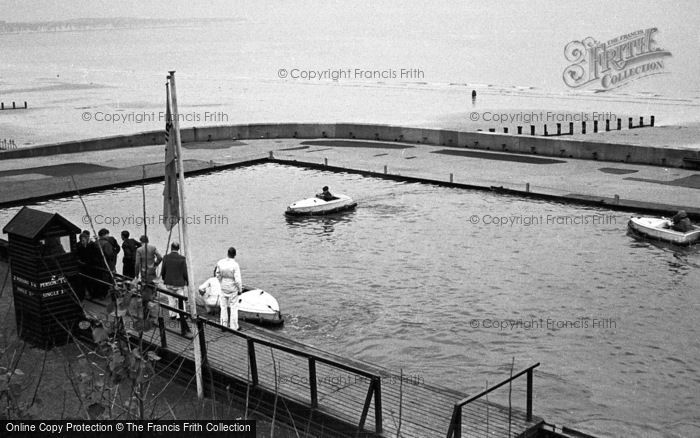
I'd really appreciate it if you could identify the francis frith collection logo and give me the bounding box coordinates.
[563,28,671,90]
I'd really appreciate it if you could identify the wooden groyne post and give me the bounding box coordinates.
[0,101,28,110]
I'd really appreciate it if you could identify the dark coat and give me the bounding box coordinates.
[161,251,188,287]
[672,217,693,232]
[121,238,141,261]
[98,236,120,271]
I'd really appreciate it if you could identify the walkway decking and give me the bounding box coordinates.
[83,298,544,438]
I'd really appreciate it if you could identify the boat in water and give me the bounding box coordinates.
[237,286,284,326]
[627,216,700,245]
[285,193,357,216]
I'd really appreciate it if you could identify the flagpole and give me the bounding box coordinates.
[168,71,204,399]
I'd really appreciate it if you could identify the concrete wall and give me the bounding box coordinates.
[2,123,698,168]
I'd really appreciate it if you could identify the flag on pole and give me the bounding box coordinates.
[163,81,180,231]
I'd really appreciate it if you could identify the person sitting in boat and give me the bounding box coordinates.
[316,186,337,201]
[671,210,693,232]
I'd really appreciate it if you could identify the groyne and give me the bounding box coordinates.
[1,123,698,169]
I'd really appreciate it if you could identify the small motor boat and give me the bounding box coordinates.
[628,216,700,245]
[237,287,284,325]
[285,194,357,216]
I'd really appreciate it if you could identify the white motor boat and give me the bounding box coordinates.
[285,194,357,216]
[237,287,284,325]
[628,216,700,245]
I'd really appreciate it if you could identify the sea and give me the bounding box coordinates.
[1,2,700,146]
[1,2,700,436]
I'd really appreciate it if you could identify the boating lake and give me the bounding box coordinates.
[1,163,699,437]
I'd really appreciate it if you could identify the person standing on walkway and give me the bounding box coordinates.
[134,235,163,284]
[96,228,120,298]
[121,230,141,278]
[97,228,120,272]
[161,242,191,334]
[75,230,93,300]
[215,247,242,330]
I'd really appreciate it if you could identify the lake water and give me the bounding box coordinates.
[1,163,698,437]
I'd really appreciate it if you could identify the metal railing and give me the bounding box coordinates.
[194,317,383,433]
[79,270,383,434]
[446,363,540,438]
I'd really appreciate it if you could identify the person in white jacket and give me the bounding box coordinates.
[214,247,242,330]
[197,277,221,314]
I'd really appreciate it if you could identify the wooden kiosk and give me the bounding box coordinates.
[2,207,84,348]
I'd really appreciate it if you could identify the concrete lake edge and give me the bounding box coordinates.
[1,122,699,169]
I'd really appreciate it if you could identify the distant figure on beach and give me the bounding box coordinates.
[134,235,163,283]
[316,186,336,201]
[670,210,693,232]
[121,230,141,278]
[215,247,242,330]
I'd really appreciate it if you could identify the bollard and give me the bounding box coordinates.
[24,101,27,109]
[0,103,3,110]
[517,126,522,134]
[639,116,644,127]
[383,165,387,174]
[593,120,598,133]
[556,123,561,135]
[544,125,548,136]
[12,101,16,109]
[614,194,619,205]
[606,120,610,131]
[651,115,655,127]
[617,119,622,130]
[526,183,530,192]
[450,173,453,183]
[269,150,274,159]
[504,127,508,133]
[628,117,633,129]
[582,121,586,134]
[530,125,535,135]
[324,157,328,166]
[569,122,574,135]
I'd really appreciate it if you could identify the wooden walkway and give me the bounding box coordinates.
[83,299,544,437]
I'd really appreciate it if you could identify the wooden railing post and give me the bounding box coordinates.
[374,377,383,433]
[358,381,375,431]
[309,357,318,408]
[178,297,188,335]
[247,339,259,386]
[447,405,462,438]
[526,368,533,421]
[157,316,167,349]
[197,319,208,365]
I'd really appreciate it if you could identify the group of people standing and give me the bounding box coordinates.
[77,229,133,299]
[157,244,244,331]
[75,230,243,331]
